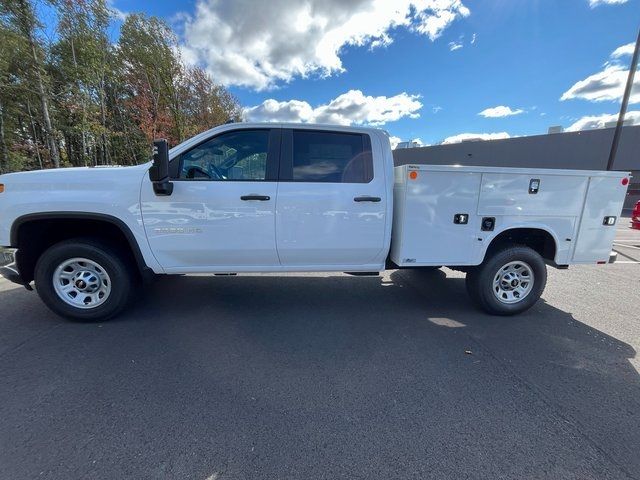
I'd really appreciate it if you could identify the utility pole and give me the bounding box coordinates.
[607,27,640,170]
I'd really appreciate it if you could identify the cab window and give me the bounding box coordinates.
[179,129,270,181]
[291,130,373,183]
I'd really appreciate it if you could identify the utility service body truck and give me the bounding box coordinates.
[0,123,630,321]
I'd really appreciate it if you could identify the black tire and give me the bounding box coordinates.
[34,238,136,321]
[466,245,547,316]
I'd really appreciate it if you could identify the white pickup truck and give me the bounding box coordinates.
[0,123,630,321]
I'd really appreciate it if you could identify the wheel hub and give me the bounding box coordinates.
[499,272,521,290]
[493,261,534,304]
[73,270,100,292]
[53,258,112,309]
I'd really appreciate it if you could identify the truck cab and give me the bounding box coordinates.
[141,123,393,273]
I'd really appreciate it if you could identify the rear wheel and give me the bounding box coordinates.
[35,239,135,321]
[466,245,547,315]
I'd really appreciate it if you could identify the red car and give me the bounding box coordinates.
[632,200,640,230]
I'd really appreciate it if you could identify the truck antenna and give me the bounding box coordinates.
[606,26,640,171]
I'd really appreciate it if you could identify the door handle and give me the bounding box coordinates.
[241,195,270,201]
[354,196,381,203]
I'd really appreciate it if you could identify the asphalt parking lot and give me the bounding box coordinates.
[1,224,639,480]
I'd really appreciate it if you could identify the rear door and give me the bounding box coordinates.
[275,129,387,267]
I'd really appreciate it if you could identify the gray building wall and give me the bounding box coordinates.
[393,125,640,209]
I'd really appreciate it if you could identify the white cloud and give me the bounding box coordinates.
[433,106,443,113]
[243,90,423,126]
[244,99,315,123]
[478,105,525,118]
[442,132,510,144]
[180,0,470,89]
[449,41,463,51]
[106,0,128,21]
[562,42,640,105]
[470,33,476,44]
[589,0,628,6]
[566,111,640,131]
[389,136,402,149]
[561,64,640,104]
[611,43,635,58]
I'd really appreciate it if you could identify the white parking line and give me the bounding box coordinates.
[613,243,640,250]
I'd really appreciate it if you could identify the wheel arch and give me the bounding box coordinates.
[10,212,152,283]
[482,226,558,264]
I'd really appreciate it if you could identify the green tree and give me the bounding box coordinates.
[50,0,114,166]
[0,20,44,172]
[1,0,60,167]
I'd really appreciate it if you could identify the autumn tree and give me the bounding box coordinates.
[118,13,186,145]
[0,0,241,173]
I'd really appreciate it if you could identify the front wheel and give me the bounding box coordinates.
[35,239,136,321]
[466,245,547,315]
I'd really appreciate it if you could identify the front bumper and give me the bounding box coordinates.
[0,248,30,289]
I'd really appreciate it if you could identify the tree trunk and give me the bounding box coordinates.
[26,99,43,170]
[70,37,88,166]
[115,96,138,165]
[13,0,62,169]
[65,133,73,167]
[29,43,58,168]
[99,75,108,165]
[0,100,8,174]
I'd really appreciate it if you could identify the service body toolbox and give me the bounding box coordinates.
[390,164,629,267]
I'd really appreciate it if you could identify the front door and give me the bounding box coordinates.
[275,129,388,268]
[140,128,281,272]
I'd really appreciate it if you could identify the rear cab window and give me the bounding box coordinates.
[280,130,374,183]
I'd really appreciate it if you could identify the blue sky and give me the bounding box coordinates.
[108,0,638,146]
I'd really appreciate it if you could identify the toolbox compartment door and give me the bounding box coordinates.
[572,176,627,263]
[478,174,588,217]
[395,170,482,265]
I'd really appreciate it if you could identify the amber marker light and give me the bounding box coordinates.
[0,184,4,193]
[409,171,418,180]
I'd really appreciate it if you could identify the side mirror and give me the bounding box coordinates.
[149,139,173,196]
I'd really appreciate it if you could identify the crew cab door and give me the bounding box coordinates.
[140,128,280,272]
[275,129,387,268]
